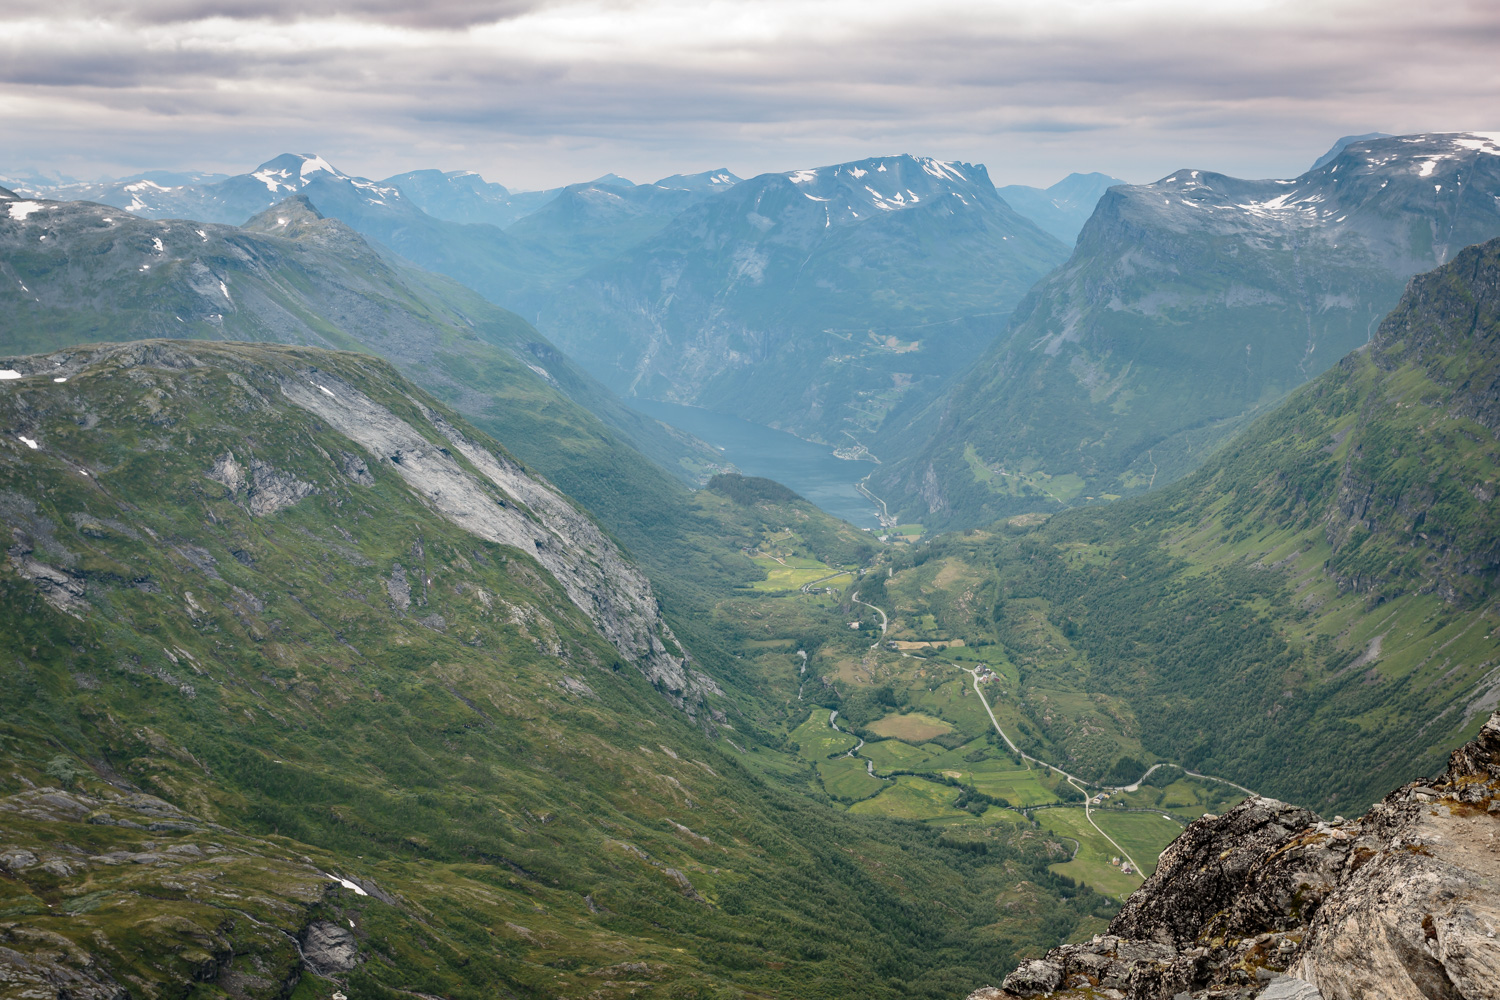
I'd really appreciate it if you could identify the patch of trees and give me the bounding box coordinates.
[1104,755,1146,785]
[707,473,801,505]
[836,685,905,728]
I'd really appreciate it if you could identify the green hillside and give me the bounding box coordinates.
[875,132,1500,529]
[0,342,1108,1000]
[853,237,1500,809]
[0,188,726,498]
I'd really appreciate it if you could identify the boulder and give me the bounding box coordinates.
[300,921,357,976]
[1001,959,1064,995]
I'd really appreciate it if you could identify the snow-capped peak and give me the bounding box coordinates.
[250,154,349,193]
[251,167,294,194]
[918,157,968,182]
[299,154,340,181]
[776,154,988,224]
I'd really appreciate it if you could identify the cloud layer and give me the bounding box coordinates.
[2,0,1497,189]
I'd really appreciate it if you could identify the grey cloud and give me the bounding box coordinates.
[3,0,545,28]
[1,0,1497,190]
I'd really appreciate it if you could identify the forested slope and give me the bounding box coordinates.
[878,237,1500,808]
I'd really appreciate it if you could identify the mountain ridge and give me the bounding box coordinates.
[873,131,1500,529]
[538,153,1070,448]
[996,172,1128,244]
[0,186,742,564]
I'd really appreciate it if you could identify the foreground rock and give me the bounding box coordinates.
[970,711,1500,1000]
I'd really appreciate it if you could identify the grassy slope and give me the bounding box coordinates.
[0,342,1110,1000]
[0,193,904,708]
[857,238,1500,811]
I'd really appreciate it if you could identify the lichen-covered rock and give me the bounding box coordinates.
[300,921,357,975]
[1000,958,1063,995]
[1257,977,1323,1000]
[0,924,130,1000]
[967,988,1008,1000]
[979,712,1500,1000]
[1293,714,1500,999]
[1110,796,1318,949]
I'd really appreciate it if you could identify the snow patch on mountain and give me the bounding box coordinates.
[252,168,296,194]
[299,155,339,180]
[1453,133,1500,155]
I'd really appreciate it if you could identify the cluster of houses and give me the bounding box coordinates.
[1108,855,1135,874]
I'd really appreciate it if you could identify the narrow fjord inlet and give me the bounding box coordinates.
[2,7,1499,1000]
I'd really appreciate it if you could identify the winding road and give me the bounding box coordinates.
[850,592,888,649]
[856,477,896,530]
[798,586,1254,881]
[960,666,1144,879]
[801,571,852,594]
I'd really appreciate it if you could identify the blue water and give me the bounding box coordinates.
[625,399,882,529]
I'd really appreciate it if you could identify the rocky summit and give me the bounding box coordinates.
[971,711,1500,1000]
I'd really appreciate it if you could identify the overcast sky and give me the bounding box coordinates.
[1,0,1496,190]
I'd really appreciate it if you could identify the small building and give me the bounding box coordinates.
[848,621,861,629]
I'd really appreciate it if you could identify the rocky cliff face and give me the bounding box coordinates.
[0,340,712,704]
[971,712,1500,1000]
[1314,237,1500,604]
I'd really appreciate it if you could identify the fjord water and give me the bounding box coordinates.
[625,398,882,527]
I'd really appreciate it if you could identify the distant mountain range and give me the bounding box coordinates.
[0,185,731,532]
[871,131,1500,529]
[996,172,1127,244]
[538,154,1071,449]
[14,154,752,321]
[386,167,740,230]
[11,153,1125,458]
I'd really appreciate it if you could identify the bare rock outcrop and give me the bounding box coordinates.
[1,340,721,709]
[299,921,358,976]
[274,367,716,702]
[973,711,1500,1000]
